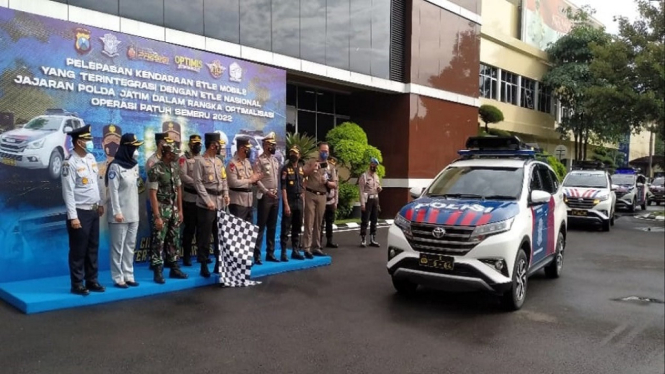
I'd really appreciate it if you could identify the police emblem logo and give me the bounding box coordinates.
[82,177,89,185]
[74,27,92,55]
[109,125,116,133]
[229,62,242,82]
[206,60,226,79]
[108,170,117,180]
[100,33,121,58]
[62,164,70,177]
[127,46,137,60]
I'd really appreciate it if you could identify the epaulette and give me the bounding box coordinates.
[65,154,71,161]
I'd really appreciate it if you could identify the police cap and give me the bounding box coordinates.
[262,131,277,144]
[68,124,93,140]
[237,137,252,148]
[103,124,122,141]
[204,132,220,144]
[121,133,144,146]
[189,134,202,144]
[155,133,174,144]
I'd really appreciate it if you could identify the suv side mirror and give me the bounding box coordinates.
[63,126,73,133]
[530,190,551,205]
[409,186,424,199]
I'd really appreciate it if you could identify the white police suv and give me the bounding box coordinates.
[561,161,616,231]
[611,167,648,212]
[387,136,567,311]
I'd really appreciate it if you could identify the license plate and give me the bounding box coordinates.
[1,158,15,166]
[571,209,587,216]
[419,253,454,271]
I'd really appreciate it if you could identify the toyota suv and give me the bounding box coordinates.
[387,136,567,311]
[0,109,84,179]
[562,161,616,231]
[648,177,664,206]
[611,168,648,212]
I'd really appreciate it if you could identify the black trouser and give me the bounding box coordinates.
[196,207,219,264]
[280,196,303,252]
[361,198,379,236]
[321,204,335,243]
[182,201,198,260]
[66,208,99,286]
[229,204,253,223]
[255,196,279,258]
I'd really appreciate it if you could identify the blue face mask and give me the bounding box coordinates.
[83,140,94,153]
[320,151,329,160]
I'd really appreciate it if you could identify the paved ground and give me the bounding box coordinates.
[1,213,663,374]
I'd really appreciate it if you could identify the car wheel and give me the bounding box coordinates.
[658,202,661,206]
[610,211,615,226]
[48,150,63,180]
[545,232,565,278]
[602,219,610,232]
[501,249,528,311]
[640,201,647,210]
[392,276,418,295]
[629,199,636,212]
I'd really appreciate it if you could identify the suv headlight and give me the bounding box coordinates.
[26,138,45,149]
[394,213,412,239]
[471,217,515,241]
[596,194,609,202]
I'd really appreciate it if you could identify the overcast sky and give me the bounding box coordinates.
[570,0,641,34]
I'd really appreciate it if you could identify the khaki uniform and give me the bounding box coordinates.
[359,171,382,237]
[179,152,201,203]
[194,154,229,264]
[253,153,281,258]
[179,152,201,263]
[226,154,255,222]
[302,160,331,252]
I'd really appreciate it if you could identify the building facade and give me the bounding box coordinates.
[2,0,483,217]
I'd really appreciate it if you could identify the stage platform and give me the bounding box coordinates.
[0,251,331,315]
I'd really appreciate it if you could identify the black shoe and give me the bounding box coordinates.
[206,258,213,264]
[291,250,305,260]
[312,249,327,257]
[326,241,339,248]
[86,281,106,292]
[254,257,263,265]
[213,261,220,274]
[200,263,211,278]
[182,257,192,267]
[126,281,139,287]
[169,267,188,279]
[154,266,165,284]
[114,282,129,289]
[369,235,381,247]
[71,285,90,296]
[304,251,314,259]
[280,252,289,262]
[360,235,367,248]
[266,253,280,262]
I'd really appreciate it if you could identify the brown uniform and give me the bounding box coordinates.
[359,171,382,237]
[253,152,281,259]
[226,154,255,222]
[194,154,229,264]
[179,152,201,263]
[302,160,331,253]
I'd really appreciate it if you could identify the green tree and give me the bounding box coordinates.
[537,152,568,181]
[542,6,616,161]
[285,132,318,162]
[326,122,385,181]
[478,105,504,133]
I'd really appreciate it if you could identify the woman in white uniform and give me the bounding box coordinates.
[105,133,144,288]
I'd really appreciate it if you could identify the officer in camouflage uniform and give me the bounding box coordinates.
[147,141,188,284]
[145,132,171,269]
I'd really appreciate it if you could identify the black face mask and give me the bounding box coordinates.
[244,149,251,158]
[106,141,119,157]
[370,166,377,172]
[191,143,202,154]
[215,144,222,156]
[289,155,298,163]
[268,146,276,155]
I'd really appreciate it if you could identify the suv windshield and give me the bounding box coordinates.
[652,178,664,186]
[425,167,524,200]
[23,116,62,131]
[563,173,607,188]
[611,174,636,185]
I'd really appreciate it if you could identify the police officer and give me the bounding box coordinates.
[179,134,203,267]
[97,124,121,185]
[147,140,188,283]
[105,133,143,288]
[321,156,339,249]
[302,142,335,258]
[280,146,305,261]
[145,132,171,268]
[61,124,106,296]
[227,137,262,223]
[194,133,230,278]
[253,132,280,263]
[163,121,182,151]
[359,157,382,247]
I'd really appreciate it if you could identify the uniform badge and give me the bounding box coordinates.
[108,171,116,180]
[62,165,69,177]
[82,177,89,185]
[289,181,294,185]
[229,163,236,172]
[221,167,227,179]
[209,175,214,181]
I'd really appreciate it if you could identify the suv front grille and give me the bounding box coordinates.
[566,197,596,209]
[0,142,26,152]
[407,223,478,256]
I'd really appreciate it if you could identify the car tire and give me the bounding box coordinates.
[640,201,647,210]
[392,276,418,295]
[610,211,615,226]
[48,150,63,180]
[501,249,528,311]
[545,232,565,278]
[602,219,610,232]
[629,199,636,212]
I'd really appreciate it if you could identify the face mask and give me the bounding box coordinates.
[268,146,276,155]
[319,151,329,160]
[133,150,139,160]
[244,148,251,158]
[191,144,202,154]
[82,140,93,153]
[289,155,298,163]
[370,166,377,172]
[106,142,119,157]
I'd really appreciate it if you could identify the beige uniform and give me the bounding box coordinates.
[302,160,331,252]
[180,153,202,203]
[254,153,280,196]
[226,155,255,207]
[359,171,381,206]
[194,155,229,210]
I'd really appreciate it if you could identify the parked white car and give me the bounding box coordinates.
[562,169,616,231]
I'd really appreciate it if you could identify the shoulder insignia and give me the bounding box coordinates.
[108,170,116,180]
[61,165,69,177]
[179,157,185,166]
[230,162,236,171]
[221,167,227,179]
[65,155,71,161]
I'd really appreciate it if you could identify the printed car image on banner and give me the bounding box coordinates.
[0,8,286,283]
[521,0,575,50]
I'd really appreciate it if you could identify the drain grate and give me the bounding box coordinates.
[613,296,665,304]
[636,226,665,232]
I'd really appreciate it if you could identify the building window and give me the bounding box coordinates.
[520,78,536,109]
[538,86,553,113]
[288,84,351,142]
[501,71,518,105]
[479,64,498,100]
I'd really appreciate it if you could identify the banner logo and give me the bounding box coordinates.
[229,62,242,82]
[100,33,121,58]
[174,55,203,72]
[127,45,170,65]
[206,60,226,79]
[74,27,91,55]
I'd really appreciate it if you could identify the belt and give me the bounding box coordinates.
[206,188,223,196]
[76,203,99,211]
[368,194,379,199]
[306,187,326,195]
[288,192,302,198]
[184,186,198,194]
[230,187,252,193]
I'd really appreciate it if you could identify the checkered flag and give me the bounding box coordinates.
[216,210,261,287]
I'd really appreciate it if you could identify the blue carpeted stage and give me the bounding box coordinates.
[0,250,331,315]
